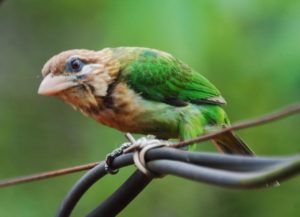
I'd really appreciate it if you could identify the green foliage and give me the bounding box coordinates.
[0,0,299,217]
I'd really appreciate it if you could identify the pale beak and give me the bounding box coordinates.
[38,73,77,96]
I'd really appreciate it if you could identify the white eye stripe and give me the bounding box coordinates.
[75,64,102,76]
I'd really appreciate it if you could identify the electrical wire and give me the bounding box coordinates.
[57,147,300,217]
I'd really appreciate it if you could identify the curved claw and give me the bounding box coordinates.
[104,141,133,175]
[105,155,119,175]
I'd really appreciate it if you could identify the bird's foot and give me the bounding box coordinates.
[104,134,163,175]
[105,142,132,174]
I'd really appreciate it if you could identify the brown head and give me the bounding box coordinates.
[38,48,120,111]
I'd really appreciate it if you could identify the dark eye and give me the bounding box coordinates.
[67,58,84,72]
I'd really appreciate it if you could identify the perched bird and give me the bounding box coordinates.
[38,47,254,155]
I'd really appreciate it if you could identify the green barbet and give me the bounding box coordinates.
[38,47,254,154]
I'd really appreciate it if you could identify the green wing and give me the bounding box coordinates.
[121,49,225,106]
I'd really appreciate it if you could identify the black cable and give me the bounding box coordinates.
[56,154,133,217]
[147,147,288,171]
[147,159,300,189]
[57,147,300,217]
[87,171,152,217]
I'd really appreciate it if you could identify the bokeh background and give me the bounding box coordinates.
[0,0,300,216]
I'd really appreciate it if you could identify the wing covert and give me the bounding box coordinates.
[121,49,225,106]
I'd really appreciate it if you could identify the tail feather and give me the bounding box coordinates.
[213,131,255,156]
[212,131,281,187]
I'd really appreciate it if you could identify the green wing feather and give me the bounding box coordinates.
[121,48,225,105]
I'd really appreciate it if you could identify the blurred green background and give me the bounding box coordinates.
[0,0,299,216]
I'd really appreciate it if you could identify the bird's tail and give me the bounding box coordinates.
[212,131,255,155]
[212,131,281,187]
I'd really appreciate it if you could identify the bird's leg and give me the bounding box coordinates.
[104,133,140,174]
[104,141,132,174]
[104,134,161,174]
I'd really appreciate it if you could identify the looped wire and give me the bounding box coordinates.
[124,134,171,177]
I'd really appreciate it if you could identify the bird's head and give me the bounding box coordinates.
[38,49,120,112]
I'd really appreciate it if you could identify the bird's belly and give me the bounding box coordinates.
[93,100,181,139]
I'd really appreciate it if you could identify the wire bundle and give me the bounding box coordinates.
[57,147,300,217]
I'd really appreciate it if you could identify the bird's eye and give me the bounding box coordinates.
[67,58,84,72]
